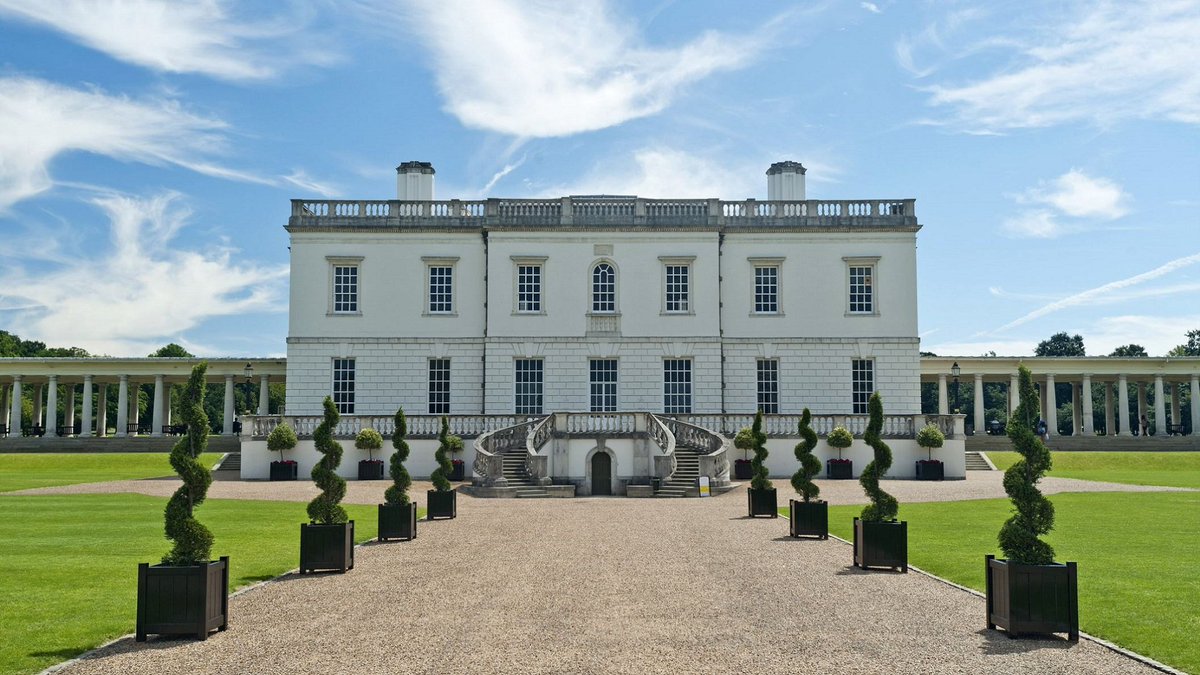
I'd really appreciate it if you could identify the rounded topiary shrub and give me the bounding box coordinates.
[1000,365,1056,565]
[916,424,945,461]
[734,426,754,459]
[791,408,820,502]
[162,363,214,565]
[307,397,348,525]
[356,428,384,462]
[267,422,297,462]
[859,392,899,522]
[384,408,412,506]
[827,425,853,458]
[431,415,454,492]
[749,410,772,491]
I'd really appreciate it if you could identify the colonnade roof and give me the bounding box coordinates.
[0,358,285,384]
[921,356,1200,381]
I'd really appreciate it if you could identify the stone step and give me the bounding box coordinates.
[964,451,993,471]
[215,452,241,471]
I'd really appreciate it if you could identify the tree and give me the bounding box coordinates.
[999,365,1056,565]
[149,343,193,358]
[384,408,413,506]
[267,423,297,462]
[1109,344,1148,357]
[307,397,348,525]
[162,363,214,565]
[431,416,454,492]
[749,410,772,491]
[355,428,383,462]
[827,426,853,459]
[790,408,820,502]
[1168,329,1200,357]
[916,424,945,461]
[734,426,754,460]
[1035,332,1085,357]
[859,392,898,522]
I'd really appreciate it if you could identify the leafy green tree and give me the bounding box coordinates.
[149,343,193,358]
[749,410,772,491]
[1168,329,1200,357]
[356,428,383,462]
[827,426,853,458]
[267,423,297,462]
[790,408,820,502]
[734,426,754,460]
[307,397,348,525]
[859,392,898,522]
[1109,344,1148,357]
[384,408,413,506]
[916,424,945,460]
[1000,365,1056,565]
[1035,332,1085,357]
[431,416,454,492]
[162,363,214,565]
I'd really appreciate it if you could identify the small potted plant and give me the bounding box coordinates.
[137,363,228,641]
[378,408,417,541]
[733,426,754,480]
[789,408,827,539]
[986,365,1078,641]
[356,427,385,480]
[267,421,298,481]
[826,425,854,479]
[746,410,776,517]
[427,415,457,519]
[915,423,945,481]
[853,392,907,572]
[447,431,466,481]
[300,397,354,574]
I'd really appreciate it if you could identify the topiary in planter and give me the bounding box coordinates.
[916,424,945,461]
[1000,366,1055,565]
[749,411,771,491]
[267,422,297,462]
[384,408,412,506]
[356,428,383,462]
[827,426,853,458]
[427,415,457,519]
[859,392,898,522]
[308,397,347,525]
[431,416,454,492]
[163,363,214,565]
[791,408,820,502]
[734,426,754,460]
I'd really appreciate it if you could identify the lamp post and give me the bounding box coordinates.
[242,363,254,414]
[951,362,961,415]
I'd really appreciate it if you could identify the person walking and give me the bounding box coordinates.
[1141,414,1151,437]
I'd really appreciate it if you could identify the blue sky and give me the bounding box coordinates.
[0,0,1196,358]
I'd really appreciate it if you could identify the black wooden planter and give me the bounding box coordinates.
[853,518,907,572]
[915,460,944,481]
[300,521,355,574]
[789,499,828,539]
[747,487,778,518]
[427,489,457,520]
[136,556,229,641]
[733,459,753,480]
[986,555,1079,641]
[827,459,853,480]
[378,503,418,542]
[358,460,385,480]
[270,461,298,481]
[449,460,466,481]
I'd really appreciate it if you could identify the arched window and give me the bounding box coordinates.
[592,263,616,313]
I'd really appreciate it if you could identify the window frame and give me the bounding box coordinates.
[756,358,780,414]
[423,256,459,316]
[663,358,693,414]
[589,260,618,315]
[589,358,619,413]
[659,256,695,315]
[514,358,544,415]
[512,256,547,315]
[844,256,880,316]
[427,358,451,414]
[327,256,364,316]
[851,358,874,415]
[750,257,784,316]
[331,357,356,414]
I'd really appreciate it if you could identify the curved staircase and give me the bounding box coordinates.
[499,448,550,498]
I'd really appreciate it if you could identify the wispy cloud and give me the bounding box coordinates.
[1002,169,1129,238]
[481,154,528,194]
[861,2,882,14]
[392,0,778,137]
[0,192,288,356]
[921,1,1200,130]
[0,0,336,81]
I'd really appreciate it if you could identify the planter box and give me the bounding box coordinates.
[358,460,385,480]
[915,460,944,481]
[136,556,228,641]
[449,460,466,482]
[747,487,777,518]
[378,502,418,542]
[853,518,907,572]
[827,459,853,480]
[270,461,298,481]
[300,521,355,574]
[986,555,1078,641]
[733,460,753,480]
[789,499,828,539]
[427,489,457,520]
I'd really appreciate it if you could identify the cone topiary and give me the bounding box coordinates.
[791,408,820,502]
[827,425,853,458]
[162,363,214,565]
[859,392,899,522]
[749,410,772,490]
[307,397,347,525]
[431,415,454,492]
[267,422,297,461]
[999,365,1056,565]
[916,424,945,461]
[356,428,383,462]
[384,408,412,506]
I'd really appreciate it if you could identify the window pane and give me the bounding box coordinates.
[665,265,689,312]
[332,358,355,414]
[849,265,873,313]
[518,265,542,312]
[754,266,778,313]
[589,359,618,412]
[592,263,615,313]
[428,267,453,313]
[663,359,692,414]
[756,359,779,414]
[852,359,874,414]
[514,359,544,414]
[428,359,450,414]
[333,265,358,313]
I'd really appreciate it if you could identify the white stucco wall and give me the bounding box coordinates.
[744,437,966,480]
[241,438,476,482]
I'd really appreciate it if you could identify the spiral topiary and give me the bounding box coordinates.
[356,428,383,462]
[999,365,1056,565]
[431,415,454,492]
[162,363,214,566]
[859,392,899,522]
[749,410,772,491]
[307,396,347,525]
[384,408,412,506]
[791,408,821,502]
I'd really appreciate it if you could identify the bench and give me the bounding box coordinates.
[1166,423,1188,436]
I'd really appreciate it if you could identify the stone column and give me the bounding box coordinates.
[98,384,108,437]
[223,374,235,435]
[1191,375,1200,436]
[152,375,164,437]
[1104,381,1114,436]
[1137,383,1148,435]
[258,375,270,416]
[9,376,22,434]
[34,384,44,429]
[81,375,94,436]
[1,384,10,431]
[1069,384,1080,435]
[116,375,129,437]
[1153,375,1166,438]
[1169,382,1181,434]
[1009,373,1019,413]
[1044,374,1057,435]
[973,374,984,434]
[1081,375,1094,435]
[130,383,140,433]
[1118,375,1130,436]
[46,375,58,436]
[65,385,76,434]
[937,374,948,415]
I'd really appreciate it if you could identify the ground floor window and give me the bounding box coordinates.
[428,359,450,414]
[756,359,779,414]
[332,358,355,414]
[515,359,544,415]
[590,359,618,412]
[852,359,874,414]
[663,359,692,414]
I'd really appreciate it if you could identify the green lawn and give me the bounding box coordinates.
[0,493,418,675]
[0,453,220,493]
[786,492,1200,674]
[985,451,1200,489]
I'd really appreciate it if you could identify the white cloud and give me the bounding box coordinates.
[397,0,773,137]
[920,338,1037,358]
[861,2,881,14]
[0,0,335,81]
[923,1,1200,130]
[1086,314,1200,356]
[0,192,288,356]
[1002,210,1067,239]
[541,148,755,199]
[1018,169,1129,219]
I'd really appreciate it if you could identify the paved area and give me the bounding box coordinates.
[56,485,1159,674]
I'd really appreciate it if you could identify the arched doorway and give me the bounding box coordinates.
[591,451,612,496]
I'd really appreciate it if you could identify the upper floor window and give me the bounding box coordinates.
[513,257,546,313]
[660,257,694,314]
[424,256,458,314]
[591,262,616,313]
[428,358,450,414]
[663,359,692,414]
[590,359,618,412]
[852,359,874,414]
[754,265,779,314]
[332,358,355,414]
[328,256,363,314]
[845,257,879,315]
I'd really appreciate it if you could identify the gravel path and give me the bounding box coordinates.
[56,486,1159,675]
